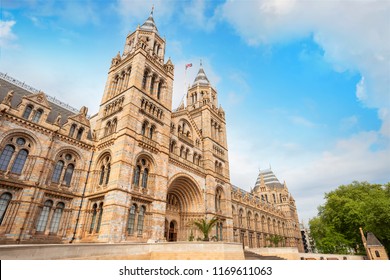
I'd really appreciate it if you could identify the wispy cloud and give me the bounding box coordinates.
[0,20,17,48]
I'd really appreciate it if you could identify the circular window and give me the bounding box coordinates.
[65,154,72,160]
[16,137,26,146]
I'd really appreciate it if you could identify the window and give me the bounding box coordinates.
[69,124,76,137]
[96,203,103,233]
[141,121,149,136]
[52,153,76,186]
[49,202,64,233]
[0,145,15,171]
[150,75,155,94]
[137,206,145,235]
[141,168,148,188]
[149,125,155,139]
[157,81,162,99]
[375,250,381,258]
[142,70,148,89]
[127,204,136,235]
[247,212,252,229]
[239,209,244,227]
[133,158,151,188]
[0,137,31,175]
[51,161,64,183]
[32,109,43,123]
[0,193,12,225]
[89,203,97,234]
[63,164,74,186]
[36,200,53,232]
[215,188,222,212]
[22,105,33,119]
[76,127,84,140]
[133,165,141,186]
[11,149,28,174]
[98,155,111,186]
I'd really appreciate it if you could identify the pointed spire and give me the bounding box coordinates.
[140,6,159,33]
[193,60,210,86]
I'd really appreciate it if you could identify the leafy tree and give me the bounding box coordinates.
[267,235,285,247]
[309,181,390,254]
[192,216,219,241]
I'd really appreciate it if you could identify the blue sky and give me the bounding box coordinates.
[1,0,389,224]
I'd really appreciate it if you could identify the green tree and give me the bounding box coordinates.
[267,235,285,247]
[192,216,219,241]
[309,181,390,254]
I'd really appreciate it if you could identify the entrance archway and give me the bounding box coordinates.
[165,174,203,241]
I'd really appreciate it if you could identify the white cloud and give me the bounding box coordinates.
[221,0,390,135]
[0,20,17,48]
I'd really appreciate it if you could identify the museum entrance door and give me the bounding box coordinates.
[165,175,203,241]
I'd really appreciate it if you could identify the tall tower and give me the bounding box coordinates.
[83,9,175,243]
[185,62,232,238]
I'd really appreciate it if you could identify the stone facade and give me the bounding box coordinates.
[0,11,302,252]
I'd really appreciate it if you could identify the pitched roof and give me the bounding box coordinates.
[367,232,384,247]
[192,62,210,86]
[254,168,283,190]
[0,73,79,126]
[139,9,159,34]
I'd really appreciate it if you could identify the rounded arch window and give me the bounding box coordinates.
[132,157,152,188]
[51,151,77,186]
[0,136,32,175]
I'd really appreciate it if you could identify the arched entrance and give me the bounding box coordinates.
[165,175,203,241]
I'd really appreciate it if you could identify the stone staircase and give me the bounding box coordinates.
[244,250,286,260]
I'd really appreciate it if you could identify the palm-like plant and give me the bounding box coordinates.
[192,216,219,241]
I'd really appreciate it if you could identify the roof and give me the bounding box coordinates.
[367,232,384,247]
[254,168,284,190]
[0,73,79,126]
[139,9,159,34]
[192,62,210,86]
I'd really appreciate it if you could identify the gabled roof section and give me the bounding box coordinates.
[139,8,159,34]
[192,61,210,86]
[23,91,52,109]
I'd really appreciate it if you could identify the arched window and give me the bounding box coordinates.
[76,127,84,140]
[273,194,276,203]
[99,165,105,185]
[63,164,74,186]
[239,209,244,227]
[157,81,162,99]
[0,193,12,225]
[11,149,28,174]
[0,145,15,171]
[142,70,148,89]
[69,124,77,137]
[89,203,97,234]
[247,212,252,229]
[111,119,117,134]
[149,125,155,139]
[150,75,155,94]
[52,160,64,183]
[141,168,148,188]
[215,188,222,212]
[32,109,43,123]
[127,204,137,235]
[36,200,53,232]
[133,165,141,186]
[279,194,282,203]
[137,206,145,235]
[141,121,148,136]
[22,105,33,119]
[96,203,103,233]
[49,202,64,233]
[375,250,381,258]
[104,121,111,136]
[98,155,111,186]
[170,140,176,153]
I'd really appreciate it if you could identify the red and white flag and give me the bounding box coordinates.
[185,63,192,70]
